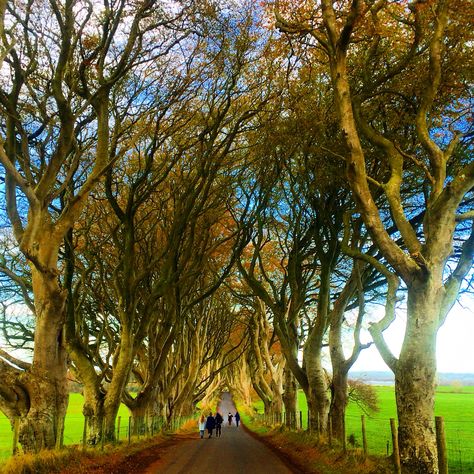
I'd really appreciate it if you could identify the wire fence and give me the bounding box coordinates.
[1,412,195,462]
[2,409,473,472]
[444,420,474,474]
[256,411,474,474]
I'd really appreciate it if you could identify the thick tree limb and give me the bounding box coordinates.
[353,109,421,255]
[439,221,474,326]
[0,348,30,371]
[456,210,474,222]
[341,214,399,371]
[415,1,449,198]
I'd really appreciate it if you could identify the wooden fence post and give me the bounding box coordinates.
[101,418,106,451]
[390,418,401,474]
[117,416,121,442]
[342,414,347,453]
[82,416,88,450]
[361,415,367,457]
[55,416,63,450]
[436,416,448,474]
[328,417,332,447]
[12,417,20,455]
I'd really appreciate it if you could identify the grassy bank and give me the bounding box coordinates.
[2,386,473,472]
[240,406,392,474]
[0,393,130,461]
[0,409,198,474]
[0,434,171,474]
[250,385,474,473]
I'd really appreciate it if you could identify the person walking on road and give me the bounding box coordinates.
[227,412,233,426]
[235,411,240,427]
[206,413,216,438]
[215,411,223,437]
[198,414,206,439]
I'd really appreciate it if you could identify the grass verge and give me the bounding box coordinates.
[0,418,197,474]
[0,434,168,474]
[239,406,393,474]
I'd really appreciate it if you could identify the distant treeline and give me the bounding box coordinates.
[350,371,474,386]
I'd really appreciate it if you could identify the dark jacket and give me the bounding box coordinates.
[235,412,240,421]
[206,415,216,430]
[215,413,223,425]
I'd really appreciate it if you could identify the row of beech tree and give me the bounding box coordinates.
[0,1,472,473]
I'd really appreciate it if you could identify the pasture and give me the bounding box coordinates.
[0,394,130,461]
[346,385,474,473]
[253,385,474,473]
[2,386,473,472]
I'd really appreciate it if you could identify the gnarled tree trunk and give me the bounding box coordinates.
[328,268,365,443]
[329,370,348,443]
[82,389,106,446]
[103,330,135,441]
[303,261,332,434]
[394,279,441,472]
[18,264,68,452]
[282,366,297,429]
[305,361,330,434]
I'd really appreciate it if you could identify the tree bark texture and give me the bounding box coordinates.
[330,370,348,443]
[282,366,297,429]
[395,279,442,473]
[103,332,135,441]
[317,3,458,470]
[18,265,68,452]
[82,389,106,446]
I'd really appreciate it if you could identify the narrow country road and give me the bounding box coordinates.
[143,393,299,474]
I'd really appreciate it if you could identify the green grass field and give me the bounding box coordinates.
[0,393,130,461]
[2,387,474,472]
[252,385,474,473]
[347,385,474,473]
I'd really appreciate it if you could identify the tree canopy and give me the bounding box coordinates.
[0,1,472,472]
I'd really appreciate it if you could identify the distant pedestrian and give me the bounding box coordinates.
[206,413,216,438]
[235,411,240,427]
[198,414,206,439]
[227,412,233,426]
[215,411,223,437]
